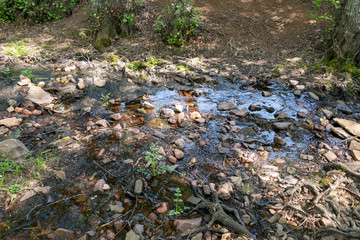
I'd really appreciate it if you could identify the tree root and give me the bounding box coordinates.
[323,162,360,181]
[317,227,360,238]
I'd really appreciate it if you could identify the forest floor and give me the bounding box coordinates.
[0,0,360,240]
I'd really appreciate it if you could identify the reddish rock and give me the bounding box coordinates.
[156,202,168,214]
[174,217,202,233]
[168,156,177,164]
[148,213,157,221]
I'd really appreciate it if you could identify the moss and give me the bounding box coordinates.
[93,38,110,52]
[321,177,332,186]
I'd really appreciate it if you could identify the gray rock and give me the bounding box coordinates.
[217,182,233,200]
[94,179,106,192]
[249,104,261,111]
[273,122,292,130]
[0,139,29,161]
[323,151,337,162]
[0,117,22,128]
[230,107,249,118]
[297,112,307,118]
[125,230,140,240]
[134,179,143,194]
[217,102,236,111]
[191,233,203,240]
[322,108,334,119]
[333,118,360,136]
[230,176,242,186]
[94,77,106,87]
[160,108,175,118]
[25,85,54,105]
[294,90,302,97]
[308,92,319,100]
[274,135,286,145]
[174,217,202,233]
[186,195,202,205]
[284,175,298,185]
[175,138,186,149]
[174,149,184,160]
[110,202,124,213]
[336,101,352,114]
[330,126,351,139]
[295,85,305,90]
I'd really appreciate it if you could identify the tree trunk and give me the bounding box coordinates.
[331,0,360,62]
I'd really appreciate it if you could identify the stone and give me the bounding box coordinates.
[173,102,183,113]
[0,117,22,128]
[0,139,29,161]
[125,230,140,240]
[168,156,177,164]
[94,179,106,192]
[191,233,203,240]
[308,92,319,100]
[64,65,76,72]
[230,176,242,186]
[284,175,298,185]
[297,112,307,118]
[95,119,109,127]
[230,107,249,118]
[175,138,186,149]
[322,109,334,119]
[94,77,106,87]
[349,139,360,151]
[160,108,175,118]
[294,90,302,97]
[110,202,124,213]
[218,144,230,154]
[241,214,251,225]
[275,112,290,119]
[174,217,202,233]
[273,122,292,130]
[0,127,9,136]
[77,78,85,89]
[174,149,184,160]
[8,99,17,106]
[18,75,31,86]
[295,85,305,90]
[262,91,273,97]
[274,158,286,165]
[333,118,360,136]
[54,228,74,238]
[289,80,299,86]
[37,81,45,88]
[249,104,261,111]
[323,151,337,162]
[336,100,352,114]
[274,135,286,145]
[134,179,143,194]
[133,224,144,235]
[217,182,233,200]
[350,150,360,161]
[143,101,154,109]
[217,102,236,111]
[25,85,54,105]
[110,113,122,121]
[156,202,168,214]
[186,195,202,205]
[190,111,202,119]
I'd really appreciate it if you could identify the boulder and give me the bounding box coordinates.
[0,117,22,128]
[0,139,29,161]
[217,102,236,111]
[333,118,360,136]
[174,217,202,233]
[160,108,175,119]
[25,85,54,105]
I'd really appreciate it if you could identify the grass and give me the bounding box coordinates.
[3,40,35,60]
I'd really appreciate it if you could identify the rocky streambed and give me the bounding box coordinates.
[0,57,360,240]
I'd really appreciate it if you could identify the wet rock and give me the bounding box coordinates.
[297,112,307,118]
[333,118,360,136]
[284,175,298,185]
[94,77,106,87]
[230,176,242,186]
[219,134,229,142]
[274,158,286,165]
[273,122,292,130]
[125,230,140,240]
[178,112,185,124]
[217,182,234,200]
[77,78,85,89]
[308,92,319,100]
[143,101,154,109]
[110,113,122,121]
[133,224,144,235]
[156,202,168,214]
[134,179,143,194]
[190,111,202,120]
[25,85,54,105]
[299,154,314,161]
[322,108,334,119]
[275,112,290,119]
[173,102,183,113]
[186,195,202,205]
[174,149,184,160]
[174,217,202,233]
[0,139,29,161]
[274,135,286,145]
[168,156,177,164]
[336,100,352,114]
[262,91,273,97]
[0,117,22,128]
[249,104,261,111]
[110,202,124,213]
[217,102,236,111]
[294,90,302,97]
[295,85,305,90]
[218,144,230,154]
[175,138,186,149]
[160,108,175,119]
[54,228,74,239]
[289,80,299,86]
[94,179,106,192]
[96,119,109,127]
[230,107,249,118]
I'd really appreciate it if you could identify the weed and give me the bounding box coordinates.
[241,183,255,195]
[3,40,35,60]
[177,64,190,72]
[137,143,172,176]
[123,13,135,26]
[0,156,21,176]
[169,188,190,216]
[100,93,111,106]
[146,56,160,67]
[21,65,34,80]
[0,67,11,77]
[127,61,144,70]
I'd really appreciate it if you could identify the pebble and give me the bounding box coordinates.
[77,78,85,89]
[174,149,184,160]
[308,92,319,100]
[262,91,273,97]
[168,156,177,164]
[134,179,143,194]
[94,77,106,87]
[125,230,140,240]
[156,202,168,214]
[274,135,286,145]
[323,151,337,162]
[294,90,302,97]
[143,101,154,109]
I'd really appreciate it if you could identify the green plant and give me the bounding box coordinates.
[176,64,189,72]
[123,13,135,26]
[137,143,172,176]
[0,156,21,176]
[21,65,34,80]
[100,93,111,106]
[0,67,11,77]
[169,188,190,216]
[3,40,35,60]
[146,56,160,67]
[154,0,202,48]
[127,61,144,70]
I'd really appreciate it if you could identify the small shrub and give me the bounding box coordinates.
[154,0,202,48]
[0,0,79,24]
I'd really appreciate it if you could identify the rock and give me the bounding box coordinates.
[195,117,205,124]
[336,100,352,114]
[175,138,186,149]
[295,85,305,90]
[294,90,302,97]
[230,107,249,118]
[168,156,177,164]
[0,117,22,128]
[322,109,334,119]
[261,165,280,178]
[160,108,175,118]
[308,92,319,100]
[173,102,183,113]
[217,102,236,111]
[284,175,298,185]
[110,202,124,213]
[18,75,31,86]
[0,127,9,136]
[217,182,233,200]
[178,112,185,123]
[218,144,230,154]
[323,151,337,162]
[143,101,154,109]
[289,80,299,86]
[330,126,351,139]
[64,65,76,72]
[275,112,290,119]
[94,179,106,192]
[349,139,360,151]
[174,149,184,160]
[297,112,307,118]
[0,139,29,161]
[8,99,17,106]
[273,122,292,130]
[333,118,360,136]
[125,230,140,240]
[156,202,168,214]
[242,214,251,225]
[262,91,273,97]
[77,78,85,89]
[190,111,202,120]
[350,150,360,161]
[274,135,286,145]
[134,179,143,194]
[25,85,54,105]
[54,228,74,238]
[230,176,242,186]
[94,77,106,87]
[174,217,202,233]
[133,224,144,235]
[274,158,286,165]
[191,233,203,240]
[186,195,202,205]
[249,104,261,111]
